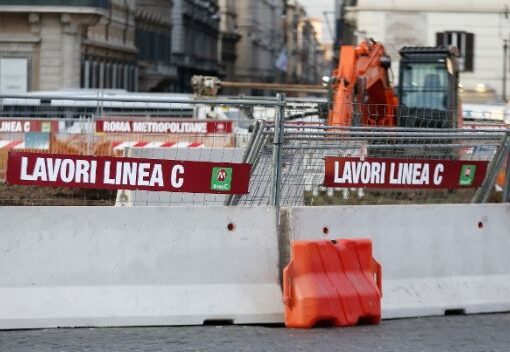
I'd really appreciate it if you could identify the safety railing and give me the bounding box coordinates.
[0,93,509,206]
[231,122,509,207]
[0,94,281,205]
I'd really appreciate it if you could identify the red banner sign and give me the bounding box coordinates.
[7,152,251,194]
[0,119,59,133]
[96,119,233,134]
[324,157,488,189]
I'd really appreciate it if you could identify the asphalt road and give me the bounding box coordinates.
[1,313,509,352]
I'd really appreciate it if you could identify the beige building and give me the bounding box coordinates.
[0,0,328,95]
[135,0,175,92]
[170,0,221,92]
[345,0,510,100]
[234,0,284,89]
[218,0,240,81]
[0,0,138,93]
[284,1,324,84]
[309,18,330,78]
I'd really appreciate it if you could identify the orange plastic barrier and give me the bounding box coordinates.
[283,238,382,328]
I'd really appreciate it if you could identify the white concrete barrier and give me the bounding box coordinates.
[281,204,510,319]
[0,206,283,329]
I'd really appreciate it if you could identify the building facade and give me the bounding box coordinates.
[235,0,284,91]
[170,0,221,92]
[218,0,240,82]
[135,0,175,92]
[0,0,331,94]
[345,0,510,100]
[82,0,138,91]
[308,18,328,80]
[284,0,305,83]
[283,2,325,85]
[0,0,137,93]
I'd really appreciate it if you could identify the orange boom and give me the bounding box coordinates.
[328,39,397,127]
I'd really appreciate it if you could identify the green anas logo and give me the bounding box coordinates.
[459,165,476,186]
[211,167,232,191]
[41,122,52,133]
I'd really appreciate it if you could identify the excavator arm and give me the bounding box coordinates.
[328,40,398,126]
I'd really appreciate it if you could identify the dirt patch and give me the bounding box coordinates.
[0,183,116,206]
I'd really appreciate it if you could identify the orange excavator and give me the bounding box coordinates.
[328,40,397,127]
[327,39,462,128]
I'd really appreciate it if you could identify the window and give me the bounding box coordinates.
[400,62,449,110]
[81,59,90,88]
[0,57,28,94]
[136,29,171,61]
[436,31,474,72]
[112,62,117,89]
[81,57,138,90]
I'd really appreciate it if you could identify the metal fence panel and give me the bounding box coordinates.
[235,122,509,206]
[117,147,245,206]
[0,94,279,205]
[0,94,508,206]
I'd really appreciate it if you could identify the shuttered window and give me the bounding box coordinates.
[136,29,172,61]
[80,57,136,90]
[436,31,474,72]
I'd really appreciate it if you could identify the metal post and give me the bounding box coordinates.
[225,120,265,206]
[473,134,510,203]
[503,136,510,203]
[503,39,508,102]
[270,93,286,209]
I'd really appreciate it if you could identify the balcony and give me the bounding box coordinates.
[0,0,109,8]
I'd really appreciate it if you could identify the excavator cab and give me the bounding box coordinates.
[397,47,460,128]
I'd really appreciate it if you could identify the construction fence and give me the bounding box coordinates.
[231,122,509,206]
[0,93,509,206]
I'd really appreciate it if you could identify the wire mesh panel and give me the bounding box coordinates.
[326,101,462,129]
[0,94,278,205]
[1,94,508,206]
[229,121,275,206]
[235,122,509,206]
[116,146,246,206]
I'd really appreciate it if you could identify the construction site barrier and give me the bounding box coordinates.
[281,204,510,319]
[0,129,236,182]
[115,147,245,206]
[283,239,381,328]
[2,203,510,329]
[0,206,283,329]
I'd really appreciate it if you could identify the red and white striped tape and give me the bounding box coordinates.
[1,140,204,151]
[0,140,25,150]
[112,141,204,151]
